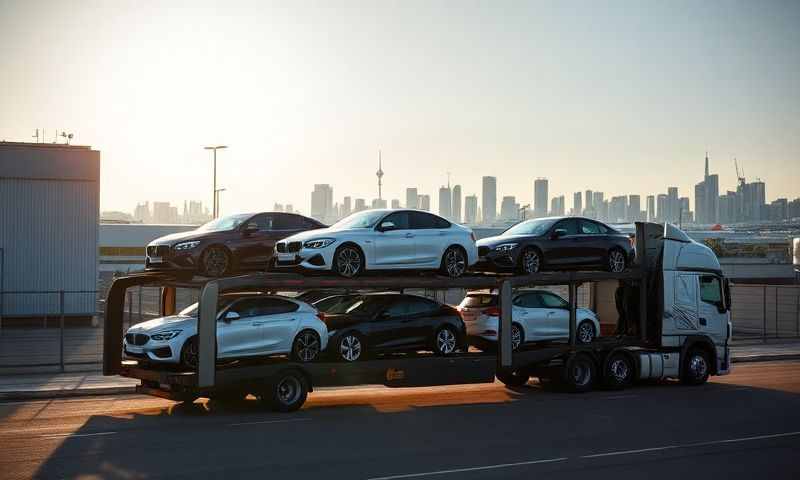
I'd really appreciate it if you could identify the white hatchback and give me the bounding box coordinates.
[123,294,328,369]
[274,209,478,278]
[458,290,601,350]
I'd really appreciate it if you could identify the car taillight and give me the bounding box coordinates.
[470,232,476,242]
[316,312,325,322]
[485,307,501,317]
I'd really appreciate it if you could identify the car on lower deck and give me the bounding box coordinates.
[145,212,325,277]
[123,293,327,369]
[474,216,634,275]
[273,209,478,278]
[315,292,467,361]
[457,290,600,350]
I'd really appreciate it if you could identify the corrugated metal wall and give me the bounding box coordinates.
[1,146,99,317]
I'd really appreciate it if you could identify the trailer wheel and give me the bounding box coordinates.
[562,353,596,393]
[497,370,530,387]
[681,348,710,385]
[604,353,634,389]
[261,370,308,412]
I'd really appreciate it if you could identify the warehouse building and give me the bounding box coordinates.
[0,142,100,326]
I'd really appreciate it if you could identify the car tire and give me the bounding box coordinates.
[604,352,634,390]
[561,353,596,393]
[291,329,321,363]
[440,246,468,278]
[497,369,530,387]
[681,348,711,386]
[338,332,364,362]
[333,244,364,278]
[577,320,596,344]
[433,325,459,356]
[510,323,524,351]
[202,246,231,277]
[180,336,199,370]
[607,248,626,273]
[517,248,541,275]
[260,370,308,412]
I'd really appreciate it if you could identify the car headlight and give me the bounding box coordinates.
[494,243,518,253]
[304,238,336,249]
[150,330,182,341]
[173,241,200,251]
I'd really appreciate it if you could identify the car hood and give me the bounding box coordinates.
[127,315,197,333]
[476,234,538,248]
[281,227,372,243]
[149,230,215,246]
[322,314,367,331]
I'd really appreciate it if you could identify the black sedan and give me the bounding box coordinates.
[316,293,466,362]
[145,212,325,277]
[474,216,634,274]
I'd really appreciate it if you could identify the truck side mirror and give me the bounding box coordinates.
[723,278,732,312]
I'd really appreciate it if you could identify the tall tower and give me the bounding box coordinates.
[705,151,709,179]
[376,150,384,201]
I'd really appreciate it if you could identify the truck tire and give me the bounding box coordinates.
[561,353,596,393]
[261,370,309,412]
[681,348,710,385]
[496,370,530,387]
[603,353,634,390]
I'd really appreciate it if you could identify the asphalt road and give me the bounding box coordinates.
[1,361,799,480]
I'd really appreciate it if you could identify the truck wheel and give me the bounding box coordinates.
[681,348,710,385]
[604,353,634,389]
[561,353,596,393]
[261,370,309,412]
[497,370,530,387]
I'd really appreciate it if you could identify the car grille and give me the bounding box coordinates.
[287,241,302,253]
[147,245,170,257]
[125,333,150,346]
[478,246,491,257]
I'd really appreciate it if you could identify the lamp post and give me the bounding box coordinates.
[215,188,227,217]
[204,145,228,218]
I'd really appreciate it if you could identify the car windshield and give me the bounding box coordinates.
[196,213,251,232]
[326,295,386,316]
[314,295,358,312]
[177,297,239,317]
[329,210,386,230]
[502,218,558,237]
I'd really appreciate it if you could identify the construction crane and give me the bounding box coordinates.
[734,158,746,188]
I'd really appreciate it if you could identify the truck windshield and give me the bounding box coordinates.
[502,218,558,237]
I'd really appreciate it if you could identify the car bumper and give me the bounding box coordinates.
[464,314,499,342]
[471,250,520,272]
[145,249,201,272]
[273,246,335,271]
[123,338,182,364]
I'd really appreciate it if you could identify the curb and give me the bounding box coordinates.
[0,386,136,401]
[731,353,800,363]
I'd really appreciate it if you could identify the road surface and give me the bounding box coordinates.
[1,361,799,479]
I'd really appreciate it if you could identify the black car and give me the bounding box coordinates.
[474,216,634,274]
[317,293,466,362]
[145,212,325,277]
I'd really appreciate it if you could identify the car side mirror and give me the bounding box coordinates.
[224,311,240,322]
[378,221,396,232]
[551,228,567,239]
[243,222,259,234]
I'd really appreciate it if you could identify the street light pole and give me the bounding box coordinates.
[204,145,228,218]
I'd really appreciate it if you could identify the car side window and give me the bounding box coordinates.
[381,211,410,230]
[381,300,408,319]
[539,292,568,309]
[699,276,722,306]
[406,297,439,316]
[553,219,578,236]
[597,223,611,234]
[250,214,274,231]
[410,211,450,229]
[273,214,300,230]
[579,219,601,235]
[252,298,300,316]
[514,293,542,308]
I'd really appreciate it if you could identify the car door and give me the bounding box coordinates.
[236,214,276,266]
[374,211,416,266]
[512,292,546,341]
[217,298,267,357]
[248,297,300,354]
[404,296,443,347]
[410,211,450,265]
[544,218,580,266]
[538,291,571,340]
[577,219,609,266]
[368,298,411,351]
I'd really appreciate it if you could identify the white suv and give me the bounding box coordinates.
[123,293,328,368]
[274,209,478,278]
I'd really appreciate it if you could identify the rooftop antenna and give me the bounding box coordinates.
[376,150,384,201]
[447,171,451,189]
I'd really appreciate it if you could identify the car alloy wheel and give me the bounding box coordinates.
[293,330,321,363]
[510,324,523,351]
[577,321,595,344]
[339,334,362,362]
[181,337,199,369]
[436,327,457,355]
[203,247,230,277]
[443,247,467,278]
[335,246,362,278]
[608,249,626,273]
[521,249,540,274]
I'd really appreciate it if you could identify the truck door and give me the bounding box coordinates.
[673,273,700,331]
[698,275,728,345]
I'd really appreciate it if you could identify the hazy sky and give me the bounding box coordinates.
[1,0,798,216]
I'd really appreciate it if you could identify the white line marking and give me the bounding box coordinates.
[367,457,567,480]
[581,431,800,459]
[40,431,117,439]
[227,418,312,427]
[601,395,639,400]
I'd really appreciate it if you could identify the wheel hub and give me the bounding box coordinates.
[610,359,629,382]
[297,332,319,362]
[446,250,466,277]
[437,329,456,354]
[338,248,361,277]
[277,376,301,404]
[340,335,361,361]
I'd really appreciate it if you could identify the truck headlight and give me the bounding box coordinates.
[150,330,182,341]
[174,241,200,251]
[494,243,518,253]
[304,238,335,249]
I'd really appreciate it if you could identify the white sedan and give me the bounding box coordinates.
[123,293,327,368]
[274,209,478,278]
[458,290,601,350]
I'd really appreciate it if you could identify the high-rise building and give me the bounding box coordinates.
[550,195,565,217]
[152,201,179,224]
[656,194,668,222]
[500,196,518,220]
[628,195,641,222]
[584,190,593,214]
[665,187,679,223]
[464,195,478,224]
[646,195,655,222]
[405,188,418,209]
[134,202,151,223]
[452,185,462,223]
[482,176,497,224]
[695,153,719,224]
[592,192,604,220]
[418,194,431,212]
[609,196,627,223]
[438,186,452,220]
[311,184,334,222]
[371,198,387,209]
[342,196,352,218]
[391,199,400,209]
[273,203,284,212]
[573,191,582,216]
[679,197,691,224]
[354,198,367,212]
[285,204,293,213]
[533,178,548,218]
